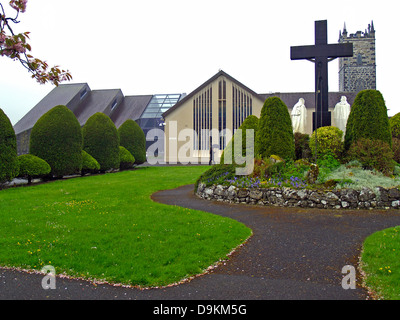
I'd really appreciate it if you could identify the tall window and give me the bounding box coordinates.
[232,84,253,132]
[218,80,227,150]
[193,86,212,150]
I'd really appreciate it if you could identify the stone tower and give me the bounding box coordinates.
[338,21,376,92]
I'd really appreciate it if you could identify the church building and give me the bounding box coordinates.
[13,22,375,164]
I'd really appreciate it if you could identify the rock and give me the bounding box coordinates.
[249,190,263,200]
[214,185,226,196]
[388,188,400,200]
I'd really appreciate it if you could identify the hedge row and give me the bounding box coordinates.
[0,106,147,187]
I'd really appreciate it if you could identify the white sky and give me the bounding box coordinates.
[0,0,397,125]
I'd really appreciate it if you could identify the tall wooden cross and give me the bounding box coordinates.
[291,20,353,131]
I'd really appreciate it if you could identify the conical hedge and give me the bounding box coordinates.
[0,108,19,184]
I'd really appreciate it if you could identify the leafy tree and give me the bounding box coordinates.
[255,97,295,160]
[344,90,392,150]
[118,119,146,165]
[17,154,50,184]
[29,105,82,177]
[0,1,71,85]
[83,113,120,172]
[0,107,19,184]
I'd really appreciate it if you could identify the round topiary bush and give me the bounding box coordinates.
[82,112,120,172]
[309,126,344,160]
[389,112,400,139]
[255,97,294,160]
[221,115,259,164]
[0,108,19,185]
[17,154,51,184]
[81,150,100,176]
[119,146,135,170]
[29,105,82,178]
[344,90,392,150]
[348,138,394,175]
[118,119,146,165]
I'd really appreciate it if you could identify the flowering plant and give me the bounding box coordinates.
[0,1,72,85]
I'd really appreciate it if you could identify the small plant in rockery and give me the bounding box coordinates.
[195,164,238,189]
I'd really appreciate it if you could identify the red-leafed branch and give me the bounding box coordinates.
[0,1,72,86]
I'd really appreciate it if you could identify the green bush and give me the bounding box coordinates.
[118,119,146,165]
[119,146,135,170]
[294,132,312,160]
[195,163,238,190]
[348,138,394,175]
[82,113,120,172]
[221,115,258,164]
[389,112,400,139]
[309,126,344,160]
[392,138,400,164]
[29,105,82,178]
[345,90,392,150]
[255,97,294,160]
[81,150,100,176]
[17,154,51,184]
[0,108,19,185]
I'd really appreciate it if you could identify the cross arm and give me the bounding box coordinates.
[291,43,353,60]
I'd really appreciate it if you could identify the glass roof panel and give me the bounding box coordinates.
[140,94,183,119]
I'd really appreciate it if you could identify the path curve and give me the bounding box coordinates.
[2,184,400,300]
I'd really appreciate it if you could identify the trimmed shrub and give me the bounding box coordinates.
[309,126,344,160]
[344,90,392,150]
[294,132,312,160]
[221,115,259,164]
[0,108,19,184]
[348,138,394,175]
[81,150,100,176]
[118,119,146,165]
[82,113,120,172]
[393,138,400,164]
[30,105,82,178]
[255,97,295,160]
[389,112,400,139]
[17,154,51,184]
[119,146,135,170]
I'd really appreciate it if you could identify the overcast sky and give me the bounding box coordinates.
[0,0,396,125]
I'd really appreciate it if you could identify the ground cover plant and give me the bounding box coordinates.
[361,226,400,300]
[0,166,251,287]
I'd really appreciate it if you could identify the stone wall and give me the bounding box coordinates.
[196,183,400,210]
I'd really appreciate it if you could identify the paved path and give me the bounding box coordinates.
[2,184,400,300]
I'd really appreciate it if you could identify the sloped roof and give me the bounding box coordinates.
[259,92,358,110]
[74,89,123,125]
[111,95,153,128]
[13,83,89,134]
[162,70,265,118]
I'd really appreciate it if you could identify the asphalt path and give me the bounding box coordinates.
[1,184,400,300]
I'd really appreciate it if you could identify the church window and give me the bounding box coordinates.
[219,80,227,150]
[193,86,212,151]
[111,99,118,110]
[357,53,363,66]
[232,85,253,132]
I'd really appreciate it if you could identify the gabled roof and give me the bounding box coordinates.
[13,83,89,134]
[162,70,265,118]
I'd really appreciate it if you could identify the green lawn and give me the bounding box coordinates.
[0,166,252,287]
[361,226,400,299]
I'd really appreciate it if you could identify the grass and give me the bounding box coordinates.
[360,226,400,300]
[0,166,252,287]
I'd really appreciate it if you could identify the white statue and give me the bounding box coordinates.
[333,96,351,134]
[291,98,307,134]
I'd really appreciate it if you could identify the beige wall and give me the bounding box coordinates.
[164,75,264,164]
